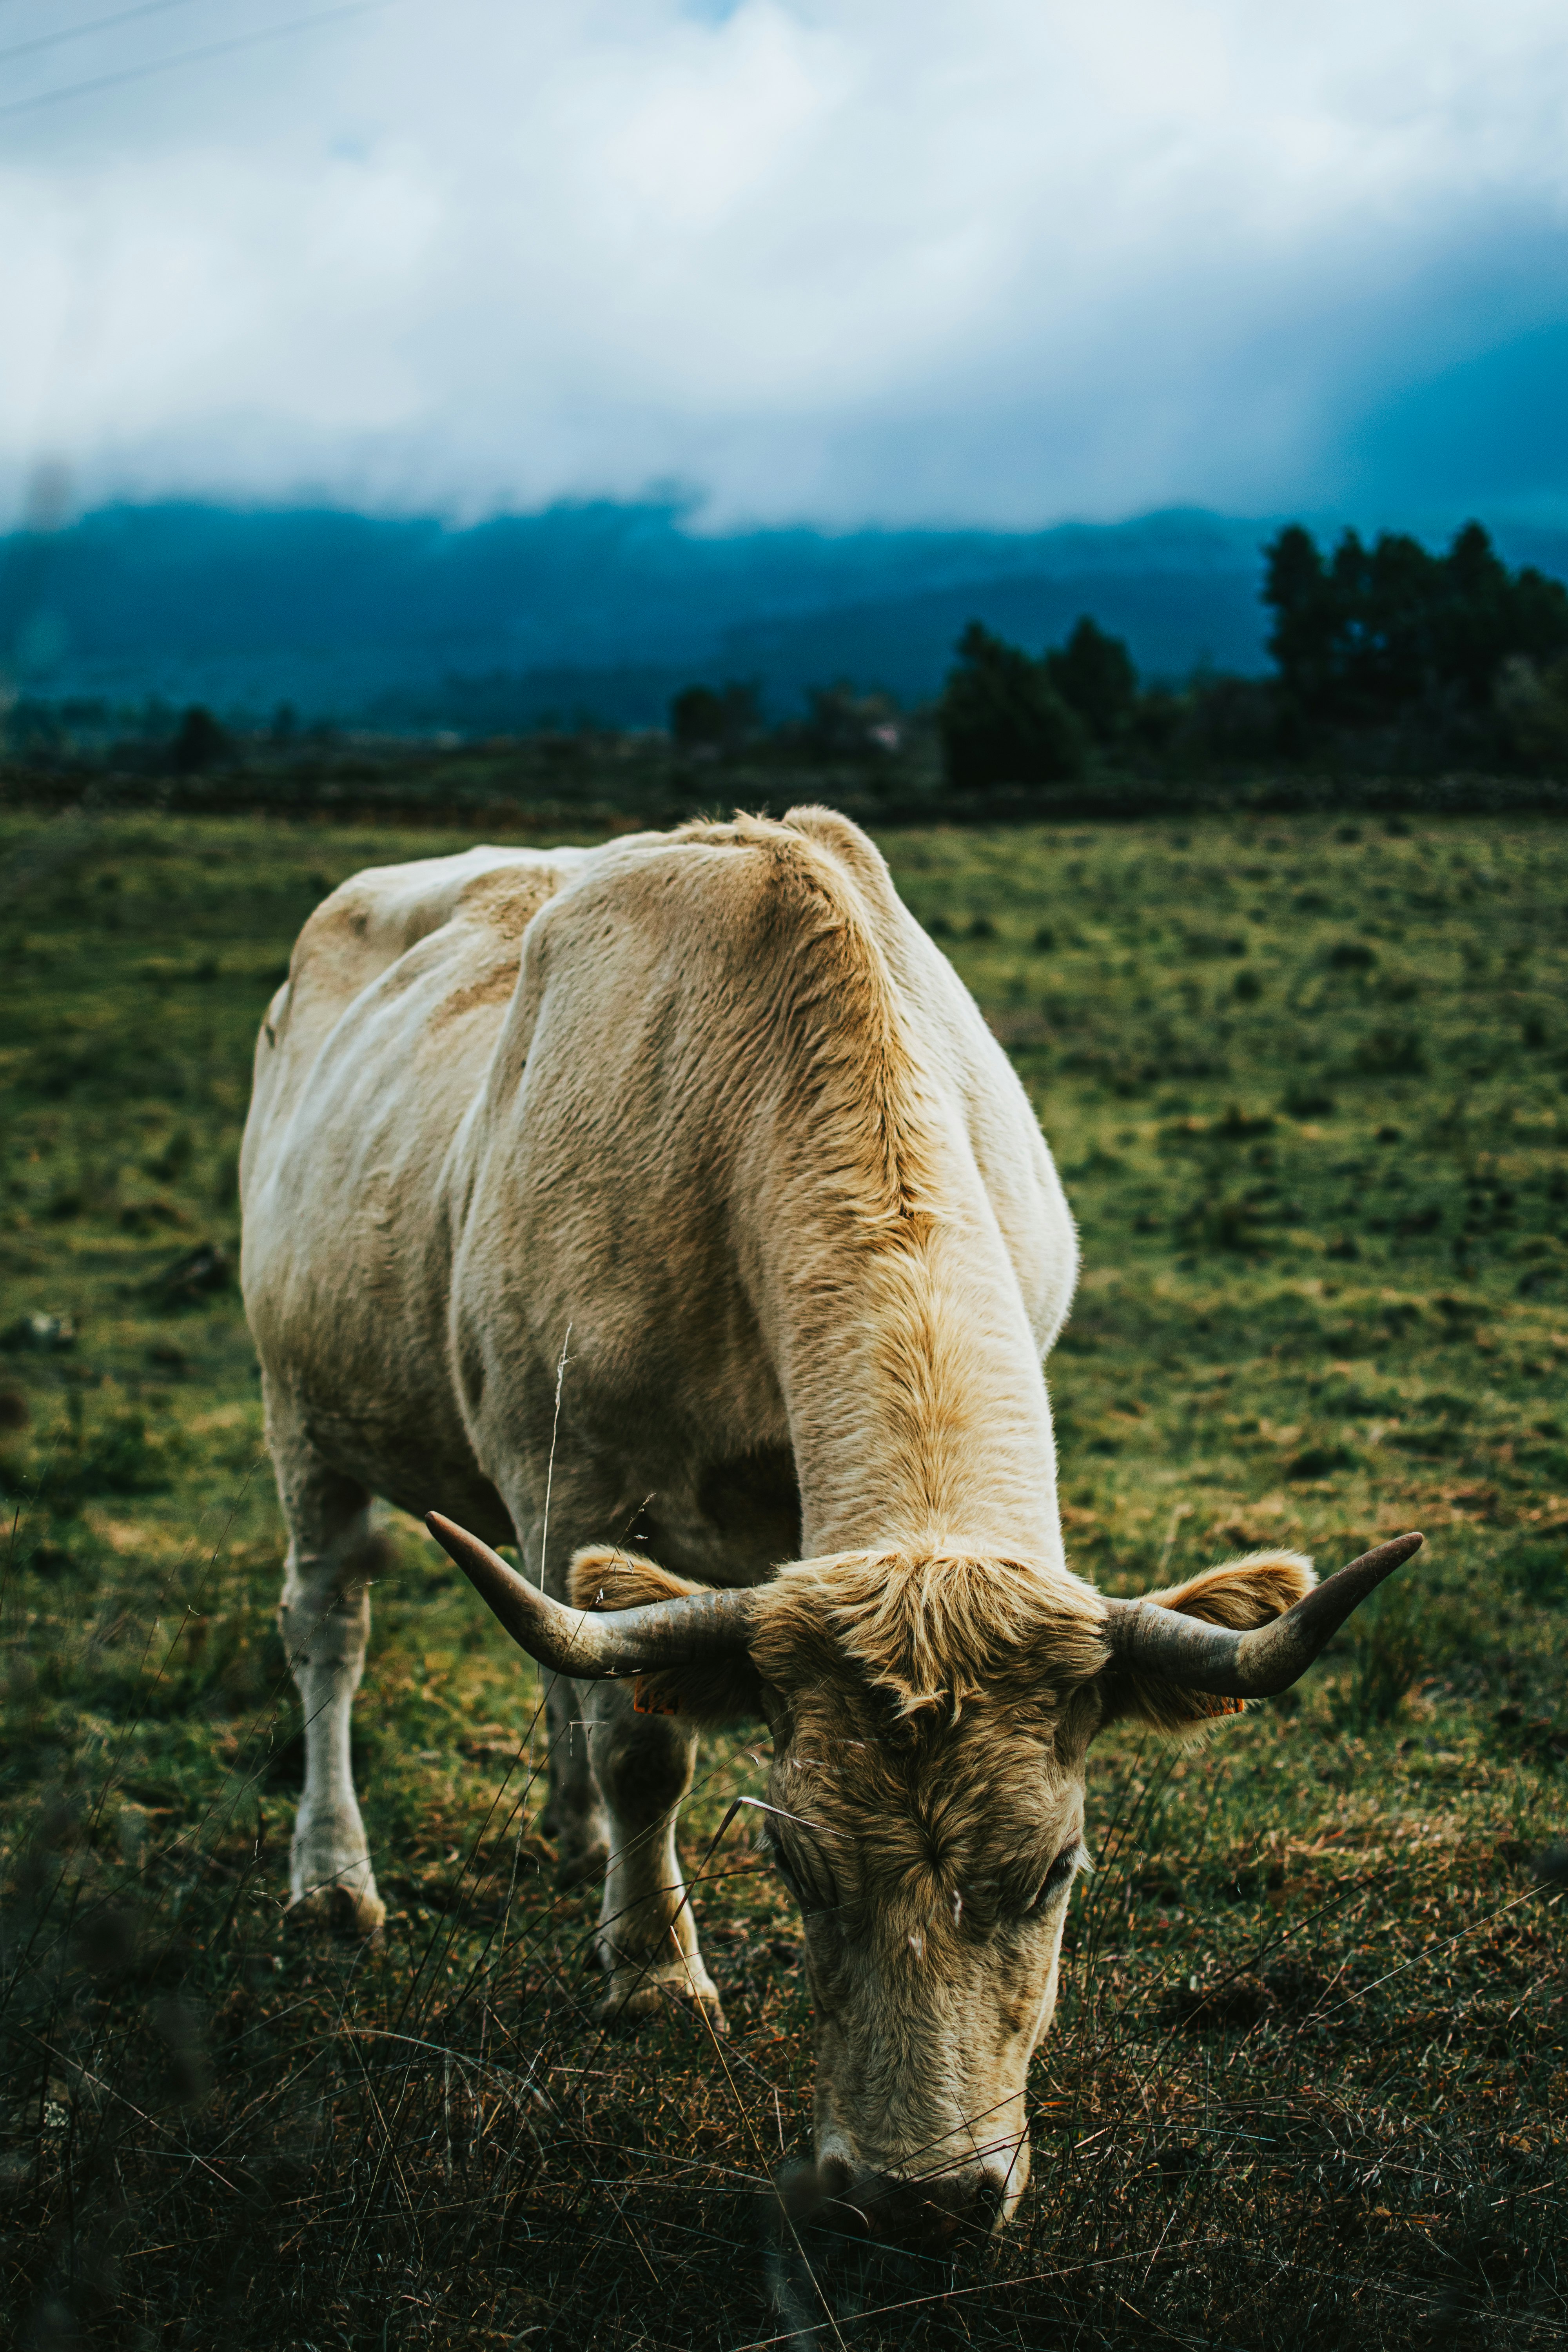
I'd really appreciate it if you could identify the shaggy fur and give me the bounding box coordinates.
[670,811,941,1232]
[570,1540,1112,1729]
[761,1548,1108,1721]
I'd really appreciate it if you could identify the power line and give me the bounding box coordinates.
[0,1,203,73]
[0,0,392,123]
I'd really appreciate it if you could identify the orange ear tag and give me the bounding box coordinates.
[633,1679,680,1716]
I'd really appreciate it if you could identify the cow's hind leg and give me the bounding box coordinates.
[538,1668,609,1889]
[587,1680,724,2030]
[270,1410,385,1935]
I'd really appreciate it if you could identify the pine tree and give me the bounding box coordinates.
[937,622,1086,792]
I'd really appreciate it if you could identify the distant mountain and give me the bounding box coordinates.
[2,499,1563,731]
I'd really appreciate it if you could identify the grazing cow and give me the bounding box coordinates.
[241,808,1419,2248]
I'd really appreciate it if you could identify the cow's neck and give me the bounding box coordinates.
[770,1206,1064,1570]
[736,832,1065,1574]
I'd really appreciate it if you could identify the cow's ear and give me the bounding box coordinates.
[568,1546,766,1726]
[568,1544,696,1613]
[1096,1549,1316,1737]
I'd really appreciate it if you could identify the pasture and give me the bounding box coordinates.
[1,804,1564,2350]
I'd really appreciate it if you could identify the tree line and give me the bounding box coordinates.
[933,521,1568,788]
[657,519,1568,787]
[7,517,1567,797]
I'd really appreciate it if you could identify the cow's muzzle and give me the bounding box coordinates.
[792,2155,1010,2249]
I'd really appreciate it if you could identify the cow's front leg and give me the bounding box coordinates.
[271,1422,385,1935]
[587,1680,724,2029]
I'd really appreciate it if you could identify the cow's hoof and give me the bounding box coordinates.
[286,1884,386,1939]
[594,1974,728,2035]
[554,1835,608,1892]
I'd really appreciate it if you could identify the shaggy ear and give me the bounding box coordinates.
[568,1545,766,1726]
[1143,1549,1317,1629]
[568,1544,699,1613]
[1099,1549,1317,1737]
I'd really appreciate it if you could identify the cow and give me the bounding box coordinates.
[240,806,1420,2249]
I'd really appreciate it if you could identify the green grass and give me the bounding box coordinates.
[1,806,1564,2350]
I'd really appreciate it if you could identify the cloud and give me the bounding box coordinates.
[1,0,1566,524]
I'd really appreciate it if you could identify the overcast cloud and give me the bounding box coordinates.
[2,0,1566,528]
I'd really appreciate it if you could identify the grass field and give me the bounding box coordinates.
[2,803,1565,2351]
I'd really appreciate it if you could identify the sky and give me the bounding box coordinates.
[2,0,1567,533]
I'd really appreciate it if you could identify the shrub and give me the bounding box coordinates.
[788,681,901,762]
[1169,673,1284,768]
[1497,650,1568,766]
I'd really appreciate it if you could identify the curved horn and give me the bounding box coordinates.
[426,1511,755,1679]
[1103,1532,1425,1698]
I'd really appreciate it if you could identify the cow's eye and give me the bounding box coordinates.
[771,1846,804,1899]
[767,1829,836,1914]
[1030,1843,1086,1911]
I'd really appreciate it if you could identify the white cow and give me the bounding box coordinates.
[241,807,1419,2247]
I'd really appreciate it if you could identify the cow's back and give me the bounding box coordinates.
[240,841,606,1526]
[246,843,596,1100]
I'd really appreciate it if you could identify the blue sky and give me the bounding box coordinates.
[2,0,1566,532]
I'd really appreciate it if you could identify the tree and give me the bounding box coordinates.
[1436,522,1568,705]
[171,705,230,773]
[1262,524,1337,714]
[937,621,1086,793]
[1044,615,1137,744]
[669,680,760,755]
[1263,518,1568,734]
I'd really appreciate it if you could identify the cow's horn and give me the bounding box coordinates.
[1103,1532,1424,1698]
[426,1512,755,1677]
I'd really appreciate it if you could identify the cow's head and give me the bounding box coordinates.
[429,1512,1421,2249]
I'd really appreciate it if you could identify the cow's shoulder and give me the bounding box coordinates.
[664,804,899,918]
[296,844,585,1001]
[254,843,607,1085]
